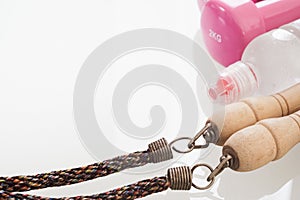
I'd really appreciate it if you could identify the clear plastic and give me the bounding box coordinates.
[209,19,300,104]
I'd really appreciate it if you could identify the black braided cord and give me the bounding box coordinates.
[0,176,169,200]
[0,150,151,193]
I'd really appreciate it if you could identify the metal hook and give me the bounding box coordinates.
[207,154,233,182]
[188,122,212,149]
[169,122,214,154]
[167,155,233,191]
[189,154,233,190]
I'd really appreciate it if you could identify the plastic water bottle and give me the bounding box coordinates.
[209,19,300,104]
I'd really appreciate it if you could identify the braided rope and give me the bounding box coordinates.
[0,176,170,200]
[0,138,173,194]
[0,150,150,193]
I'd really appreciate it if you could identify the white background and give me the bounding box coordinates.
[0,1,299,199]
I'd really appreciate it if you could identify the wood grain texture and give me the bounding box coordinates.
[213,83,300,145]
[224,110,300,172]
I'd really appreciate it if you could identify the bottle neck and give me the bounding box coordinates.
[209,61,258,104]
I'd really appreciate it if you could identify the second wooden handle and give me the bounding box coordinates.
[223,110,300,172]
[211,83,300,145]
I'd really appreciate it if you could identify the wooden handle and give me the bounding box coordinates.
[211,83,300,145]
[223,110,300,172]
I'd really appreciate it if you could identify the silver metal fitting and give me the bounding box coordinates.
[148,138,173,163]
[167,166,192,190]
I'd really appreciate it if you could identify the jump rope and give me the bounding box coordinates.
[2,0,300,199]
[1,83,299,199]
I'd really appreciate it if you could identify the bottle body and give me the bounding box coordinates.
[244,25,300,95]
[209,20,300,104]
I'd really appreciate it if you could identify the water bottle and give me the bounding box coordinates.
[209,19,300,104]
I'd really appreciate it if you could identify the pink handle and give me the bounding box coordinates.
[198,0,263,11]
[257,0,300,31]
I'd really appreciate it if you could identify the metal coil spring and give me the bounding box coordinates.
[167,166,192,190]
[148,138,173,163]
